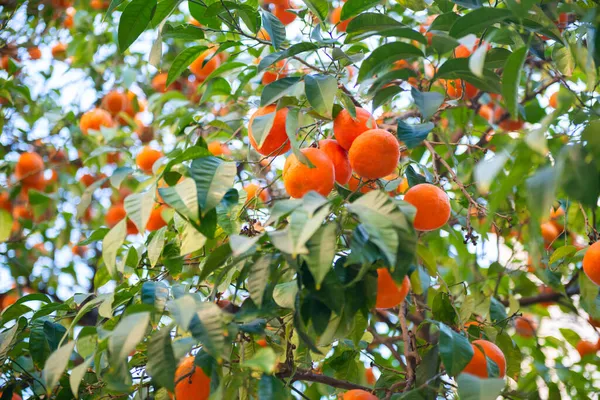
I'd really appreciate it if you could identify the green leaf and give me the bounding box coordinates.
[411,88,444,120]
[70,356,94,398]
[148,227,166,267]
[456,374,505,400]
[158,177,199,221]
[167,46,208,88]
[560,145,600,207]
[180,223,207,255]
[30,319,67,368]
[162,23,205,40]
[43,341,75,394]
[437,322,474,377]
[302,0,328,22]
[258,43,320,72]
[397,120,434,148]
[368,68,417,95]
[189,156,237,216]
[189,303,224,360]
[273,281,298,310]
[109,312,150,362]
[346,13,426,44]
[248,255,271,307]
[141,281,169,312]
[502,46,528,119]
[449,8,513,38]
[77,178,107,219]
[118,0,157,52]
[0,324,20,365]
[261,10,286,49]
[258,374,289,399]
[146,324,177,392]
[373,86,402,109]
[0,210,11,243]
[151,0,181,27]
[285,108,313,166]
[260,76,302,106]
[106,0,127,17]
[102,219,127,277]
[124,188,156,233]
[341,0,378,20]
[474,150,510,194]
[305,74,337,118]
[303,223,336,290]
[553,44,574,76]
[435,58,501,93]
[358,42,423,82]
[198,243,232,281]
[242,347,278,374]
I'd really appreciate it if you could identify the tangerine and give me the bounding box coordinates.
[190,49,221,82]
[333,107,377,150]
[461,339,506,378]
[403,183,451,231]
[243,183,269,204]
[15,152,44,187]
[576,340,597,359]
[136,147,163,174]
[549,92,558,108]
[583,241,600,286]
[283,148,335,198]
[375,268,410,309]
[331,7,351,32]
[146,205,167,231]
[174,356,211,400]
[248,105,290,156]
[342,389,378,400]
[80,108,114,135]
[514,315,537,338]
[348,129,400,180]
[319,139,351,185]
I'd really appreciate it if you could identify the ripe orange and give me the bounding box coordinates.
[80,108,114,135]
[262,60,287,85]
[248,105,290,156]
[0,392,21,400]
[243,183,269,204]
[102,90,129,116]
[403,183,451,231]
[319,139,351,185]
[576,340,597,358]
[461,339,506,378]
[51,43,67,59]
[283,148,335,198]
[330,7,351,32]
[499,117,524,131]
[454,44,472,58]
[207,141,231,156]
[549,206,565,231]
[549,92,558,108]
[72,245,87,257]
[12,205,33,221]
[375,268,410,309]
[15,152,44,187]
[333,107,377,150]
[174,356,211,400]
[257,28,271,41]
[348,129,400,180]
[384,174,408,195]
[0,191,12,212]
[347,175,377,194]
[136,147,163,174]
[256,338,268,347]
[464,82,479,100]
[540,222,560,247]
[146,205,167,231]
[478,104,503,123]
[273,4,297,25]
[365,367,376,385]
[105,204,138,235]
[135,121,154,144]
[151,73,181,93]
[28,47,42,60]
[0,291,20,310]
[341,389,377,400]
[514,315,537,338]
[90,0,109,9]
[190,49,221,82]
[445,79,464,99]
[79,173,97,187]
[583,241,600,286]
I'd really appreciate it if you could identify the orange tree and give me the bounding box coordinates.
[1,0,600,398]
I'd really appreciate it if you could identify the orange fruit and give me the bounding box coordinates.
[461,339,506,378]
[283,148,335,198]
[347,175,377,194]
[0,392,21,400]
[273,4,297,25]
[330,7,351,32]
[549,92,558,108]
[146,205,167,231]
[333,107,377,150]
[365,367,376,385]
[348,129,400,180]
[499,117,524,131]
[51,43,67,59]
[80,108,114,135]
[256,339,268,347]
[28,47,42,60]
[403,183,451,231]
[207,141,231,156]
[384,174,408,195]
[454,44,472,58]
[15,152,44,187]
[136,147,163,174]
[12,205,33,221]
[0,292,19,310]
[257,28,271,41]
[538,286,555,307]
[248,105,290,156]
[478,104,503,123]
[190,49,221,82]
[514,315,537,338]
[243,183,269,204]
[576,340,597,358]
[341,389,377,400]
[262,60,287,85]
[464,82,479,100]
[90,0,109,9]
[105,204,138,235]
[445,79,464,99]
[0,191,12,212]
[79,173,97,187]
[151,73,182,93]
[589,316,600,328]
[375,268,410,309]
[174,356,211,400]
[318,139,351,185]
[102,90,129,116]
[72,245,87,257]
[583,241,600,286]
[540,222,560,247]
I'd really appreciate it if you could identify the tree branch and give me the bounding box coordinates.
[499,285,580,307]
[276,365,375,392]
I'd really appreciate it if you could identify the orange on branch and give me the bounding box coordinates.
[331,7,351,32]
[51,43,67,59]
[375,268,410,309]
[248,105,290,156]
[461,339,506,378]
[190,49,221,82]
[105,204,138,235]
[15,152,44,187]
[174,356,211,400]
[583,241,600,286]
[207,141,231,156]
[243,183,269,204]
[333,107,377,150]
[454,44,472,58]
[540,222,560,247]
[365,367,376,385]
[403,183,451,231]
[549,92,558,108]
[0,191,12,212]
[283,148,335,198]
[80,108,114,135]
[151,72,181,93]
[514,315,537,338]
[349,129,400,180]
[146,205,167,231]
[342,389,378,400]
[319,139,352,185]
[576,340,597,358]
[28,47,42,60]
[136,147,163,174]
[273,4,297,25]
[257,28,271,41]
[256,339,268,347]
[347,175,377,194]
[102,90,129,116]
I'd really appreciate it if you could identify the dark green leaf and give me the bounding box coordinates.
[437,322,474,377]
[358,42,423,82]
[346,13,426,44]
[502,46,528,119]
[162,24,205,40]
[260,77,302,106]
[302,0,328,22]
[118,0,157,52]
[341,0,379,20]
[167,46,208,87]
[305,74,337,118]
[261,10,286,49]
[449,8,513,38]
[397,120,434,148]
[411,88,444,120]
[146,325,177,391]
